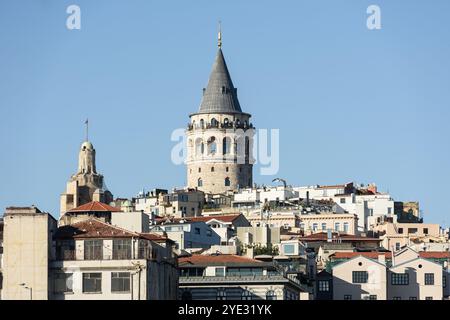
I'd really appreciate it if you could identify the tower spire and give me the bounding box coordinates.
[218,21,222,48]
[85,118,89,142]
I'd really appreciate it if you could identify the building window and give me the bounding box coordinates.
[225,177,231,187]
[395,242,401,251]
[84,240,103,260]
[343,222,349,233]
[217,289,227,300]
[425,273,434,285]
[352,271,368,284]
[198,167,201,173]
[388,208,392,214]
[206,229,212,237]
[334,222,340,231]
[283,244,295,255]
[312,223,318,232]
[207,137,217,155]
[425,297,433,300]
[242,289,253,300]
[340,198,346,204]
[113,239,132,260]
[82,273,102,293]
[211,167,215,172]
[56,240,75,260]
[423,228,429,235]
[54,273,73,293]
[266,290,277,300]
[408,228,418,234]
[198,178,203,187]
[321,223,327,231]
[344,295,352,300]
[318,280,330,292]
[194,227,201,235]
[226,167,229,172]
[223,137,231,155]
[215,268,225,277]
[111,272,130,293]
[398,228,403,234]
[391,273,409,285]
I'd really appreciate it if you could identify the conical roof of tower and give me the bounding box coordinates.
[197,48,242,114]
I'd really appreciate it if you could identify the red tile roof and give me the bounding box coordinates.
[156,214,243,224]
[419,252,450,259]
[67,201,122,213]
[54,218,169,243]
[331,251,450,260]
[179,254,262,266]
[331,252,392,259]
[188,214,242,223]
[300,232,380,242]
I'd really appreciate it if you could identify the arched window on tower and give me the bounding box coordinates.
[200,119,205,129]
[195,138,204,156]
[198,178,203,187]
[222,137,231,155]
[207,137,217,155]
[225,177,231,187]
[245,136,250,160]
[211,118,218,128]
[223,118,229,127]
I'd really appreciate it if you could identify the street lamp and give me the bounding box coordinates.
[19,283,32,300]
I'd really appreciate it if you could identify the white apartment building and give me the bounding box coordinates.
[295,183,395,232]
[232,186,299,208]
[153,219,221,251]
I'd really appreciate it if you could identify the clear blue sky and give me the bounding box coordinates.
[1,0,449,225]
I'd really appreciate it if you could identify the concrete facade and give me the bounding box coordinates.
[2,207,57,300]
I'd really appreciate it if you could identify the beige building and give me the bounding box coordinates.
[332,255,388,300]
[2,206,57,300]
[298,212,358,235]
[236,225,280,248]
[2,206,178,300]
[388,247,443,300]
[186,32,254,195]
[372,222,443,250]
[245,211,298,229]
[60,139,113,215]
[51,218,178,300]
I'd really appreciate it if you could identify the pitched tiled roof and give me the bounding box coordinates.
[300,232,380,242]
[331,252,392,259]
[179,254,262,266]
[67,201,122,213]
[330,251,450,260]
[419,251,450,259]
[54,218,169,243]
[188,214,242,223]
[156,214,243,225]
